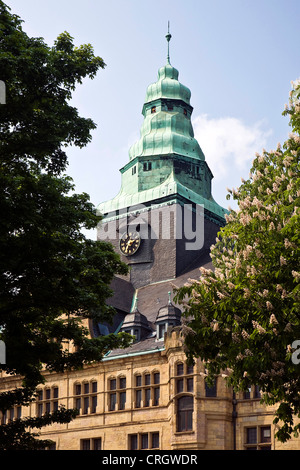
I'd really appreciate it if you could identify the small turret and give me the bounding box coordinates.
[155,292,181,340]
[120,297,152,341]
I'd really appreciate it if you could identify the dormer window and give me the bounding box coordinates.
[120,307,152,343]
[155,297,181,341]
[157,321,175,340]
[158,324,166,340]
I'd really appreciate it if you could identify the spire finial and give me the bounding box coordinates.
[165,21,172,64]
[131,295,139,312]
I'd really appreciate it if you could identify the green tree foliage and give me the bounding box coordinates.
[176,79,300,443]
[0,1,131,448]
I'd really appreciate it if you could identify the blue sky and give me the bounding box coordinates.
[4,0,300,237]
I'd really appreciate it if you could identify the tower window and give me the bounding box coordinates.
[143,161,152,171]
[177,396,193,432]
[183,108,187,116]
[151,106,156,114]
[132,165,136,175]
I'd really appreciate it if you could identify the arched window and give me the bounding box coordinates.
[36,385,59,417]
[74,380,97,415]
[108,376,127,411]
[118,376,126,410]
[134,371,160,408]
[177,396,193,432]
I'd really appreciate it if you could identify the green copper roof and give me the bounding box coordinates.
[128,26,204,162]
[97,29,227,224]
[144,63,191,105]
[97,169,227,222]
[128,59,204,162]
[145,22,190,105]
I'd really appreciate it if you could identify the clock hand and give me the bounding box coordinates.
[125,239,136,253]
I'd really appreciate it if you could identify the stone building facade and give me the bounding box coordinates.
[0,32,299,451]
[0,324,297,450]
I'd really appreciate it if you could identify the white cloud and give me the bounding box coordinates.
[192,114,273,208]
[193,114,272,180]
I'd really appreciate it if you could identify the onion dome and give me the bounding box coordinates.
[147,21,191,104]
[128,26,204,162]
[144,63,191,105]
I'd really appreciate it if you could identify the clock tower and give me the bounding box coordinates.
[97,30,227,289]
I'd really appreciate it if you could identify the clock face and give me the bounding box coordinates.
[119,231,141,256]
